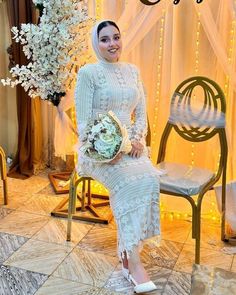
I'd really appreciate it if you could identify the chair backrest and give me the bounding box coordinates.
[157,76,228,183]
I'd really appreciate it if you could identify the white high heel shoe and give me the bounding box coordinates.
[128,274,157,293]
[121,266,157,293]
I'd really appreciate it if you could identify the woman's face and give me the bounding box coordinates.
[98,25,122,63]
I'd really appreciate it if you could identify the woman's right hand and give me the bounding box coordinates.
[109,152,123,165]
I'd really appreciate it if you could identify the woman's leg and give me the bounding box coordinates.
[128,246,150,284]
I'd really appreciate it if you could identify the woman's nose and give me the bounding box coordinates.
[109,39,116,46]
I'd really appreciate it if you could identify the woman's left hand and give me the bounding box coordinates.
[129,140,144,158]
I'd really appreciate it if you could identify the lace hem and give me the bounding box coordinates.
[119,235,162,260]
[116,199,160,259]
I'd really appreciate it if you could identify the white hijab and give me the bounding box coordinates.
[91,20,120,62]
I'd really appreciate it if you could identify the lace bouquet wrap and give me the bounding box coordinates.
[80,111,132,162]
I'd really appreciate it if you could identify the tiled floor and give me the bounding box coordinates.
[0,170,236,295]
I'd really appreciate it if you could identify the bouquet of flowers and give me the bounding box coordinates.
[80,111,132,162]
[0,0,91,106]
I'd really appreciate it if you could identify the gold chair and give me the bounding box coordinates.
[66,170,113,241]
[0,146,8,205]
[157,76,228,264]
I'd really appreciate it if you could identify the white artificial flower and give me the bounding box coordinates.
[1,0,92,104]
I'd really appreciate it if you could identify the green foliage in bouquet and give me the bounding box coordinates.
[80,111,132,162]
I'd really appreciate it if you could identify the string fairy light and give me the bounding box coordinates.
[96,0,102,20]
[151,10,165,161]
[224,19,236,99]
[190,12,201,167]
[194,12,201,75]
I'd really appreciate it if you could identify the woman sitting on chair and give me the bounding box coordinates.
[75,20,161,293]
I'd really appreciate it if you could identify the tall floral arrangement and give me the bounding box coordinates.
[1,0,91,106]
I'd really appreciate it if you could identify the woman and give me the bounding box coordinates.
[75,20,161,293]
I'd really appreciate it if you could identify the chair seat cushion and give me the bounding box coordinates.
[156,162,215,196]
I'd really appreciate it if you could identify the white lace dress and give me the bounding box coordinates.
[75,60,160,258]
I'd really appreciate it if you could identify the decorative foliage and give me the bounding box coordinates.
[1,0,91,106]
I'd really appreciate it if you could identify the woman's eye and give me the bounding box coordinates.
[114,36,120,40]
[100,38,108,43]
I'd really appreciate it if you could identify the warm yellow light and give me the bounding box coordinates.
[151,13,165,160]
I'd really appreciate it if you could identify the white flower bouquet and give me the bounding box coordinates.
[0,0,91,106]
[80,111,132,162]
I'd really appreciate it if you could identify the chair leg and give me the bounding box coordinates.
[221,168,227,241]
[3,179,8,205]
[81,179,86,211]
[194,205,201,264]
[191,205,197,239]
[0,147,8,205]
[67,174,78,242]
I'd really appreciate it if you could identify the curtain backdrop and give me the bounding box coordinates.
[41,0,236,180]
[5,0,44,178]
[1,0,235,214]
[75,0,236,215]
[71,0,235,180]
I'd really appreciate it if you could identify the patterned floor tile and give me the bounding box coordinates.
[0,264,48,295]
[35,276,101,295]
[174,244,233,274]
[162,270,191,295]
[0,232,28,263]
[147,266,172,291]
[0,207,13,219]
[141,240,184,269]
[104,264,171,294]
[53,247,118,287]
[6,175,49,194]
[231,256,236,273]
[95,217,117,230]
[185,223,226,251]
[103,267,135,294]
[4,239,72,275]
[0,210,49,238]
[161,218,191,244]
[191,264,236,295]
[1,191,33,210]
[78,226,117,256]
[17,194,65,216]
[36,183,68,198]
[32,217,93,246]
[98,289,126,295]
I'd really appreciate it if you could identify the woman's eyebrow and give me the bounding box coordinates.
[99,33,120,39]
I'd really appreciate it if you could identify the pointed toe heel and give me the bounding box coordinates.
[128,274,157,294]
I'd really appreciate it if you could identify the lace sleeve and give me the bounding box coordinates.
[130,67,148,143]
[74,65,94,143]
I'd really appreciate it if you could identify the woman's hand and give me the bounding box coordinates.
[129,140,144,158]
[109,152,123,165]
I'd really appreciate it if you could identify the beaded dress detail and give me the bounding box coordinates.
[75,60,160,258]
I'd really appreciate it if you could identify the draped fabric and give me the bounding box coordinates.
[1,0,235,213]
[104,0,236,181]
[5,0,43,178]
[46,0,236,184]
